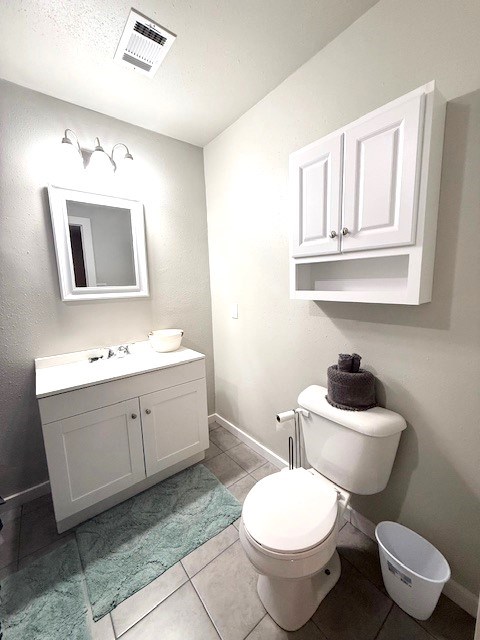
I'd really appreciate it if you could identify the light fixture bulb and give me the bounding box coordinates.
[87,137,114,179]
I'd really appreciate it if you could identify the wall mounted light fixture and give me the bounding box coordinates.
[111,142,134,178]
[59,130,134,178]
[60,129,84,172]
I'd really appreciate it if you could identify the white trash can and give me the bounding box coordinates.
[375,521,451,620]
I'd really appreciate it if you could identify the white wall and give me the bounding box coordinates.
[204,0,480,598]
[0,80,214,497]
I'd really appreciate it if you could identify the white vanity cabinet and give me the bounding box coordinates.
[290,81,446,304]
[36,346,209,532]
[140,379,208,476]
[42,399,146,521]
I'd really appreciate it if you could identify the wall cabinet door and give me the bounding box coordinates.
[43,399,146,520]
[341,93,425,252]
[140,380,209,477]
[290,133,343,257]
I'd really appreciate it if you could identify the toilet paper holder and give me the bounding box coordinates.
[276,408,310,470]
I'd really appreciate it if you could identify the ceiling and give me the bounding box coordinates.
[0,1,378,146]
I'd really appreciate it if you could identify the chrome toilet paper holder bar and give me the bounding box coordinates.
[277,408,309,470]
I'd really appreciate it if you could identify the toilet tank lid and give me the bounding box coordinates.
[298,385,407,437]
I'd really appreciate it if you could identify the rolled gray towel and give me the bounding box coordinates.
[326,353,377,411]
[351,353,361,373]
[338,354,354,372]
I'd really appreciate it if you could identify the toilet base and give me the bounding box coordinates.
[257,550,341,631]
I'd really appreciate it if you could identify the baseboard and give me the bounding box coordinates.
[1,480,51,513]
[213,412,287,470]
[345,506,478,618]
[443,580,479,619]
[208,413,217,424]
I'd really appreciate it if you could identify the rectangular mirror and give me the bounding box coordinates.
[48,186,149,300]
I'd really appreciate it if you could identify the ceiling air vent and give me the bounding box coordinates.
[114,9,176,78]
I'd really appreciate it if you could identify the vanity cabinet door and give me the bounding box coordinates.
[140,379,209,477]
[341,93,425,252]
[43,399,146,520]
[290,133,343,257]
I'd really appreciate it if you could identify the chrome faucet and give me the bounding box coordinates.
[116,345,130,357]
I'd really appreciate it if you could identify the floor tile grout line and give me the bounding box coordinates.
[204,449,226,463]
[15,504,24,566]
[372,600,394,640]
[208,427,270,470]
[337,530,391,597]
[115,533,240,639]
[189,575,223,639]
[114,573,190,639]
[241,613,267,640]
[337,550,386,595]
[17,531,71,566]
[222,446,270,475]
[407,613,441,640]
[226,456,268,475]
[310,616,329,639]
[182,532,240,580]
[340,553,387,598]
[228,471,260,492]
[188,534,269,640]
[416,622,440,640]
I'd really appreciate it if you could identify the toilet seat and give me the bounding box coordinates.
[242,468,338,554]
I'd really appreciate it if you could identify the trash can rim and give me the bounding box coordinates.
[375,521,451,584]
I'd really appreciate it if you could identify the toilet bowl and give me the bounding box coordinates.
[240,468,349,631]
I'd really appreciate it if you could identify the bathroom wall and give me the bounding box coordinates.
[0,80,214,497]
[204,0,480,597]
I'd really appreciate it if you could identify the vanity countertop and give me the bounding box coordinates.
[35,343,205,398]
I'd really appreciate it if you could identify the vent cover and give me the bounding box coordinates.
[114,9,176,77]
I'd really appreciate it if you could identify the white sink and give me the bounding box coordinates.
[35,342,204,398]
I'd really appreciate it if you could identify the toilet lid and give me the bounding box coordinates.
[242,468,338,553]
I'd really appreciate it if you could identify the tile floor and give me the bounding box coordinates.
[0,421,476,640]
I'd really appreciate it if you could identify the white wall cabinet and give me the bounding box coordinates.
[290,82,445,304]
[342,92,424,253]
[291,133,343,257]
[36,346,209,532]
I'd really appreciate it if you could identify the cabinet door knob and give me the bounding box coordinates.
[145,409,152,415]
[341,227,349,235]
[131,413,137,419]
[329,230,337,238]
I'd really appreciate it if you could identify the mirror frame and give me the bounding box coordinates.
[47,185,149,301]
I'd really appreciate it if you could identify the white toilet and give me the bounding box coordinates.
[239,384,407,631]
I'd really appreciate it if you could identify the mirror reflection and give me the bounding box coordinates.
[66,200,135,287]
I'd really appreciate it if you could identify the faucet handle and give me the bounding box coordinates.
[107,348,116,359]
[117,345,130,356]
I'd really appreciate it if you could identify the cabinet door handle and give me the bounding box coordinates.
[329,230,337,239]
[131,413,137,419]
[145,409,152,415]
[341,227,349,235]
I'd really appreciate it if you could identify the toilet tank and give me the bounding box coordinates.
[298,385,407,495]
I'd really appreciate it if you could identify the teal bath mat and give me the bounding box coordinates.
[0,539,89,640]
[76,464,242,621]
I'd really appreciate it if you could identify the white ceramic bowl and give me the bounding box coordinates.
[148,329,184,353]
